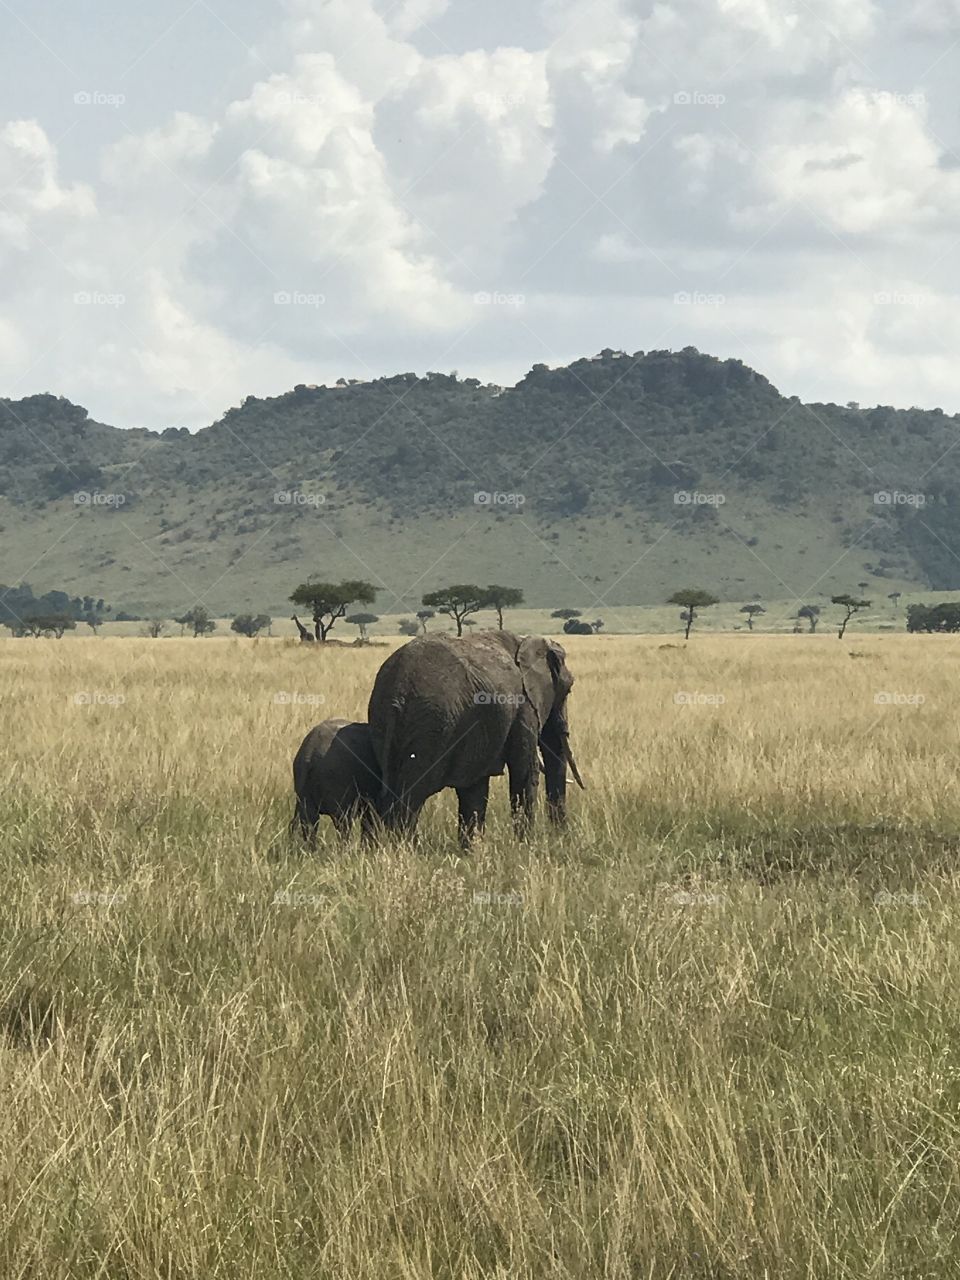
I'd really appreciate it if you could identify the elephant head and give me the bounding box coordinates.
[516,636,584,822]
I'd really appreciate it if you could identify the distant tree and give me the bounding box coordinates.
[176,606,216,637]
[346,612,379,643]
[416,609,435,633]
[422,585,486,637]
[668,589,719,640]
[483,584,524,630]
[906,602,960,633]
[590,618,604,633]
[290,580,377,641]
[740,603,765,631]
[888,591,902,609]
[797,604,820,633]
[231,613,271,637]
[398,618,421,636]
[142,618,166,638]
[857,581,870,594]
[551,608,582,621]
[24,614,75,639]
[832,594,871,640]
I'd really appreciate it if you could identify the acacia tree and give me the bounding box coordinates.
[24,614,75,639]
[142,618,167,638]
[551,608,582,621]
[290,580,377,641]
[416,609,435,634]
[484,585,524,630]
[668,589,719,640]
[231,613,271,637]
[739,603,765,631]
[346,612,379,643]
[832,594,870,640]
[422,585,486,636]
[797,604,820,633]
[175,606,216,637]
[888,591,902,610]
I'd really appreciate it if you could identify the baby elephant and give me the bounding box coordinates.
[291,719,381,841]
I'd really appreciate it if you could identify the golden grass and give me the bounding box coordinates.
[2,633,960,1277]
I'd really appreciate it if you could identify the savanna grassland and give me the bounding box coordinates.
[3,632,960,1278]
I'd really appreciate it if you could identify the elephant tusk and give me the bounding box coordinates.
[563,737,585,789]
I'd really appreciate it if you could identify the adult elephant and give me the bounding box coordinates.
[367,631,583,844]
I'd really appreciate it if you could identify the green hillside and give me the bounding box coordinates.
[2,348,958,615]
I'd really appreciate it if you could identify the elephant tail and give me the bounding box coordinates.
[375,702,425,828]
[375,704,405,811]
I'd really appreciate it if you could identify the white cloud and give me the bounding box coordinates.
[741,88,960,235]
[0,120,95,260]
[0,0,959,427]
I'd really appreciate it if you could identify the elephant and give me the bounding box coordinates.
[367,631,583,845]
[291,719,381,841]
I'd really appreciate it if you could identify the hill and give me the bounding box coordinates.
[2,348,958,614]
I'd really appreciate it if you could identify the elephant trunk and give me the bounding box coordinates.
[540,707,581,825]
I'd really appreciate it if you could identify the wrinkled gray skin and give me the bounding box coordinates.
[367,631,582,846]
[291,719,381,841]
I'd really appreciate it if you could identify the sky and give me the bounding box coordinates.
[1,0,960,429]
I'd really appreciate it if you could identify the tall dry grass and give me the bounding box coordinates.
[1,633,959,1278]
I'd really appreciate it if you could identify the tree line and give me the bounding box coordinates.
[288,581,530,642]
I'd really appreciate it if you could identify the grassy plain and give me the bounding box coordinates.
[2,633,959,1277]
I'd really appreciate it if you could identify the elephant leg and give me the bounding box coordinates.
[456,778,490,849]
[508,770,538,839]
[359,802,379,845]
[379,780,427,839]
[504,719,539,839]
[330,810,351,840]
[292,798,319,844]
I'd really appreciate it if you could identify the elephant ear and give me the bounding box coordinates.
[517,636,563,731]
